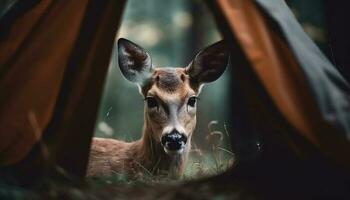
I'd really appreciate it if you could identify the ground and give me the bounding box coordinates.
[0,171,258,200]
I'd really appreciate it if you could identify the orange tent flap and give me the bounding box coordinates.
[213,0,350,169]
[0,0,125,179]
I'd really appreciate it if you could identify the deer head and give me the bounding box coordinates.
[118,38,229,156]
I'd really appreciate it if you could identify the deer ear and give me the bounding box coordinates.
[118,38,153,84]
[186,40,229,83]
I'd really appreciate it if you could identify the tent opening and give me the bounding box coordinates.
[92,0,234,181]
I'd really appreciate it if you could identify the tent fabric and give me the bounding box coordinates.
[0,0,349,183]
[0,0,19,19]
[0,0,126,179]
[0,0,87,166]
[210,0,350,169]
[326,0,350,82]
[256,0,350,139]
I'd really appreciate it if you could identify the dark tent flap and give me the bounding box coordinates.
[256,0,350,140]
[212,0,350,169]
[0,0,19,18]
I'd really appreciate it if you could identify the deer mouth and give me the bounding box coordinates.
[163,142,186,155]
[161,132,187,155]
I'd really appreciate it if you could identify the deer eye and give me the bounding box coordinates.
[145,97,158,109]
[187,97,198,107]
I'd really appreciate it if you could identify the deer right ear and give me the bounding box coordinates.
[186,40,229,84]
[118,38,153,85]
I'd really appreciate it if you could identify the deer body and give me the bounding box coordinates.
[87,116,190,178]
[87,38,228,178]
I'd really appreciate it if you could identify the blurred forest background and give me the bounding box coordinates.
[94,0,230,152]
[94,0,328,177]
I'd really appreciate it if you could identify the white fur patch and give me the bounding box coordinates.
[164,147,184,155]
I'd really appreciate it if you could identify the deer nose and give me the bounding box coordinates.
[161,130,187,151]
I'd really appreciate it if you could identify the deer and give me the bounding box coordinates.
[87,38,229,179]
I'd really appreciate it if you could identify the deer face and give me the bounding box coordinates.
[118,38,229,155]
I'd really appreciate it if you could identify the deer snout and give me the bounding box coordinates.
[161,130,187,153]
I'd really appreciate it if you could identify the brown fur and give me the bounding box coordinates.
[87,68,196,178]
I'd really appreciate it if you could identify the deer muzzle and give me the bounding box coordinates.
[161,129,187,154]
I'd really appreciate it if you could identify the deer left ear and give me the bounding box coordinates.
[186,40,229,83]
[118,38,153,85]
